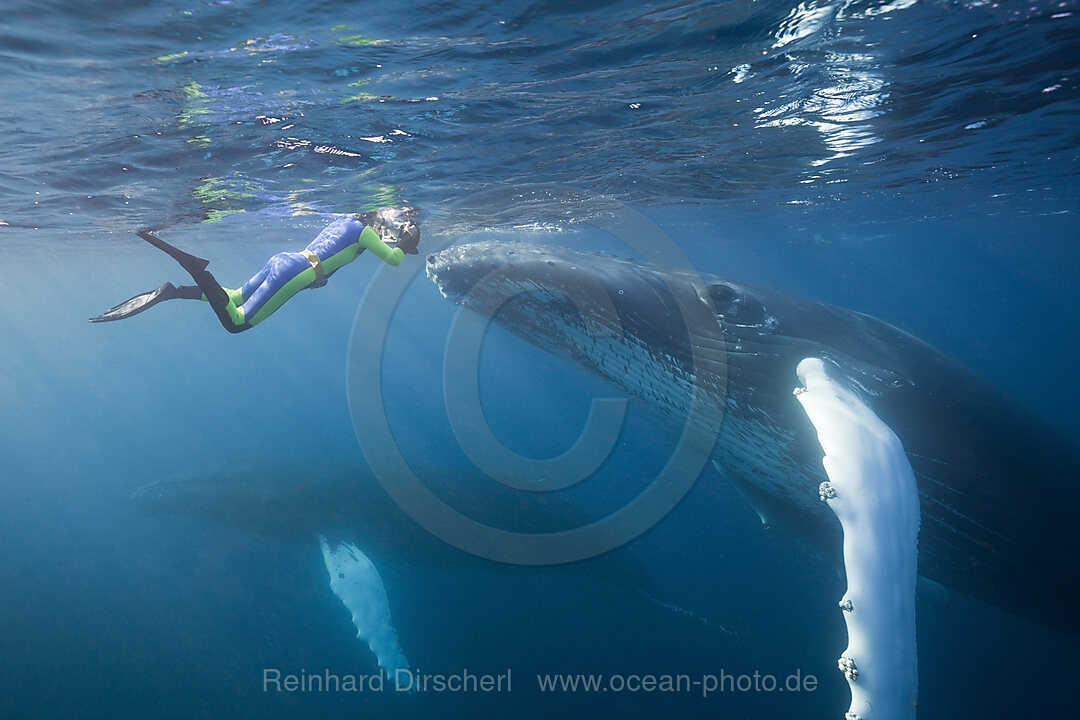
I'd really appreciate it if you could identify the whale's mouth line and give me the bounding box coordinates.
[131,475,270,514]
[133,476,244,495]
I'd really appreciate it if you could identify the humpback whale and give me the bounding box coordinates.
[424,240,1080,637]
[132,458,717,678]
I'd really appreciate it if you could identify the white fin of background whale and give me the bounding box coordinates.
[794,358,919,720]
[319,535,409,680]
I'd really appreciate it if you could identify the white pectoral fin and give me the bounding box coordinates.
[319,535,409,680]
[794,358,920,720]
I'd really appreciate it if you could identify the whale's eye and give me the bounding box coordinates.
[709,284,769,327]
[709,284,737,304]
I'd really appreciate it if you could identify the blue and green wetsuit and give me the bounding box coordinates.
[220,216,405,330]
[88,209,419,331]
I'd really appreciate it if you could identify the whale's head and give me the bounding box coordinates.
[425,240,737,451]
[131,460,372,543]
[426,240,737,358]
[425,240,920,412]
[132,466,282,517]
[426,241,643,326]
[425,240,780,356]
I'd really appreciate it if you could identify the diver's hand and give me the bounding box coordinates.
[393,222,420,255]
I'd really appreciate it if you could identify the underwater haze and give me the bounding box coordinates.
[2,0,1079,718]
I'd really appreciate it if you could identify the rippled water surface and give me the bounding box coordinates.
[2,0,1077,232]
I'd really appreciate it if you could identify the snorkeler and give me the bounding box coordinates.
[89,207,420,333]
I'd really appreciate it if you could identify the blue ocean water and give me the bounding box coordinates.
[1,0,1078,718]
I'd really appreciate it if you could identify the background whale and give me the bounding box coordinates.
[131,456,728,671]
[131,456,683,596]
[425,240,1080,635]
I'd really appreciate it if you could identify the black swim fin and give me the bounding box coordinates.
[88,282,202,322]
[136,229,216,290]
[135,228,244,332]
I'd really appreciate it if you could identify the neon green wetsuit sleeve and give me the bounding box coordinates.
[319,224,404,274]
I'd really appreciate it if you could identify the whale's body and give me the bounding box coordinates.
[133,456,707,676]
[132,457,656,585]
[426,240,1080,634]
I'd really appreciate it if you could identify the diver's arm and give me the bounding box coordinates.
[358,225,407,266]
[319,215,419,276]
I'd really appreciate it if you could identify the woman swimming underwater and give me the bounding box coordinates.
[90,207,419,333]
